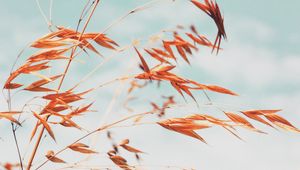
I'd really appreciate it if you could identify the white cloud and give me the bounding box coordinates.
[228,17,275,43]
[195,43,300,89]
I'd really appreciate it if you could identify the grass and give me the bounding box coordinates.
[0,0,299,170]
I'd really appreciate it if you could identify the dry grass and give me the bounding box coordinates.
[0,0,299,170]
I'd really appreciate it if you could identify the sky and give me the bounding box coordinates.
[0,0,300,170]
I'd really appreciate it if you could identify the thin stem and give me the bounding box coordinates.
[75,0,92,32]
[202,90,212,104]
[35,0,51,28]
[10,124,24,170]
[10,44,29,74]
[35,112,150,170]
[7,89,24,170]
[71,44,131,90]
[202,90,225,113]
[26,127,45,170]
[101,0,163,34]
[94,75,134,90]
[49,0,53,31]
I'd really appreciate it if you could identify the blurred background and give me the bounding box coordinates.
[0,0,300,169]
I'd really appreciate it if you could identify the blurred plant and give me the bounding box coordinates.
[1,0,299,170]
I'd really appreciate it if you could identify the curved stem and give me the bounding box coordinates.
[35,0,51,29]
[101,0,163,34]
[35,112,150,170]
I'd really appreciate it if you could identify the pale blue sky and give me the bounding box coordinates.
[0,0,300,170]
